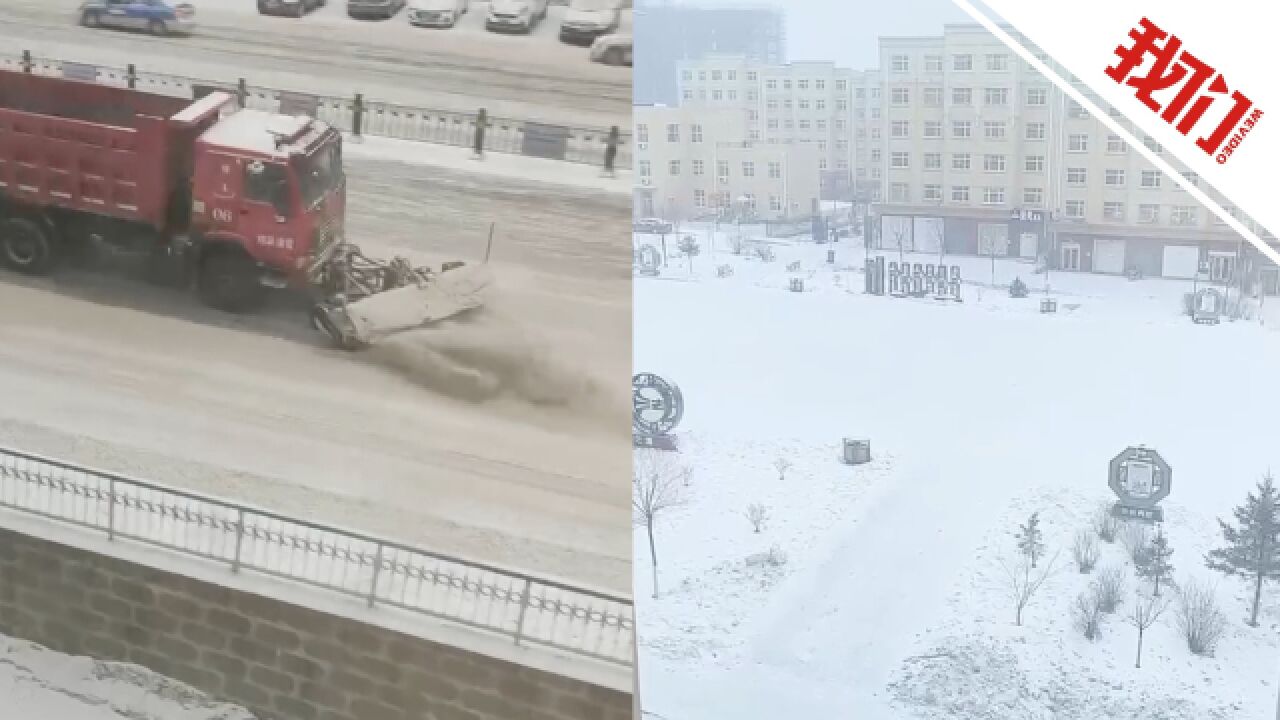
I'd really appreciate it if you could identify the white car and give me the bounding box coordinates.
[590,32,631,66]
[485,0,546,33]
[558,0,620,45]
[407,0,466,27]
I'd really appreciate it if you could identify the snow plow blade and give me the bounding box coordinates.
[309,242,493,350]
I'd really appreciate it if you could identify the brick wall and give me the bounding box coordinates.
[0,528,632,720]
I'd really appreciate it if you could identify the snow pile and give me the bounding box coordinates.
[0,634,256,720]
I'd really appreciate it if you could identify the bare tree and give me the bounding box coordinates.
[1120,522,1152,565]
[1093,502,1120,544]
[633,450,688,597]
[1127,590,1172,668]
[1175,578,1228,656]
[1000,551,1060,626]
[774,457,792,482]
[1072,529,1100,574]
[1073,590,1105,641]
[1093,565,1127,614]
[746,503,769,534]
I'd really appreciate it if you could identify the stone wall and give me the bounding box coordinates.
[0,527,632,720]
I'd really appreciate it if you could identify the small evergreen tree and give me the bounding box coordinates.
[1205,472,1280,626]
[1016,512,1046,568]
[1137,525,1175,597]
[678,235,700,273]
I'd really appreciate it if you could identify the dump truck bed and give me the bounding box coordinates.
[0,68,222,230]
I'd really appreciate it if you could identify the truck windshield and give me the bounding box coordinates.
[297,141,343,209]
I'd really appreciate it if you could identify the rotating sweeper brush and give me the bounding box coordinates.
[309,229,495,351]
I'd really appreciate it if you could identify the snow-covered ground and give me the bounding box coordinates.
[634,227,1280,719]
[0,632,254,720]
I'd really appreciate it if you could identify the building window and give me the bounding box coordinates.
[986,53,1009,71]
[891,54,910,72]
[952,153,971,170]
[871,167,881,179]
[1141,170,1162,188]
[717,161,729,181]
[783,79,791,90]
[797,79,808,90]
[1106,135,1126,153]
[983,187,1006,205]
[819,158,827,170]
[1171,206,1198,225]
[681,70,692,81]
[952,87,973,105]
[984,87,1009,105]
[712,89,723,101]
[854,87,864,99]
[983,154,1007,172]
[767,99,778,110]
[1138,204,1159,223]
[890,151,911,168]
[871,149,881,162]
[924,152,942,170]
[925,55,943,73]
[984,122,1007,140]
[683,89,693,100]
[871,108,880,119]
[691,124,704,143]
[668,160,680,176]
[837,99,849,111]
[636,124,648,143]
[815,79,825,90]
[770,195,781,211]
[727,70,736,81]
[694,189,706,207]
[692,160,704,175]
[952,121,972,138]
[923,87,943,106]
[924,121,942,138]
[953,54,973,71]
[1104,169,1126,186]
[1025,155,1045,173]
[1025,122,1046,140]
[1065,200,1086,218]
[1068,134,1089,152]
[1023,187,1044,205]
[923,184,942,202]
[727,89,737,100]
[639,160,650,177]
[711,70,721,81]
[1103,202,1126,220]
[816,119,827,130]
[870,87,880,99]
[870,127,881,139]
[815,99,826,111]
[1025,87,1048,105]
[747,71,758,82]
[666,124,680,142]
[799,119,811,130]
[747,90,758,102]
[890,183,910,202]
[766,79,777,90]
[891,120,910,138]
[768,162,781,179]
[698,71,706,81]
[798,99,809,110]
[952,185,970,202]
[836,79,847,91]
[742,161,755,177]
[891,87,910,105]
[1067,167,1087,185]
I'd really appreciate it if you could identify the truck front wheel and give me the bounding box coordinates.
[198,251,266,313]
[0,217,58,275]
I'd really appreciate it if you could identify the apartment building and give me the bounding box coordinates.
[871,24,1260,281]
[675,56,858,200]
[633,103,822,222]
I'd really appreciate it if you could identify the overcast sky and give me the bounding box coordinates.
[674,0,975,69]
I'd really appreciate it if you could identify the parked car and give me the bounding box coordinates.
[258,0,324,16]
[78,0,196,35]
[590,32,632,66]
[485,0,547,34]
[633,218,673,235]
[407,0,467,27]
[346,0,404,19]
[558,0,620,45]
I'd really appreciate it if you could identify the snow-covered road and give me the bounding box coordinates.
[0,152,631,593]
[0,0,630,128]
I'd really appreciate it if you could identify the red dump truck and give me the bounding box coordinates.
[0,67,489,348]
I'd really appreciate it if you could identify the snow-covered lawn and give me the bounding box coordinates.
[0,633,254,720]
[634,229,1280,719]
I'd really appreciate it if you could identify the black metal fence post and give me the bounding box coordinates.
[21,50,32,74]
[126,63,137,89]
[603,125,619,177]
[473,108,487,159]
[236,77,247,108]
[351,93,364,139]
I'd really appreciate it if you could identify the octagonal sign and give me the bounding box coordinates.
[1109,446,1172,509]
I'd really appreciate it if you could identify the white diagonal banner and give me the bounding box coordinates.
[954,0,1280,266]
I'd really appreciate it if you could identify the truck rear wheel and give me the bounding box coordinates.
[198,251,266,313]
[0,217,58,275]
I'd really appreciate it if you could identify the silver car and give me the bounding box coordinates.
[78,0,196,35]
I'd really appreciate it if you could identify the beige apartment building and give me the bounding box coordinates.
[872,24,1269,282]
[633,103,823,222]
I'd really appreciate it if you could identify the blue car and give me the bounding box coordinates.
[78,0,197,36]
